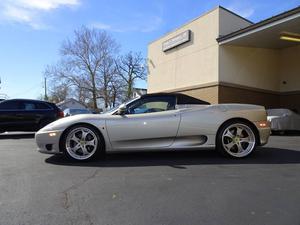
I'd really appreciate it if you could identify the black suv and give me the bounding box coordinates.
[0,99,64,133]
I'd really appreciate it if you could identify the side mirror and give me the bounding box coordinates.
[117,104,127,115]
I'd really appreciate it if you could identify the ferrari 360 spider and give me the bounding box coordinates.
[35,93,270,161]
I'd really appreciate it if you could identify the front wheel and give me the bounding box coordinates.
[60,125,105,161]
[216,121,257,158]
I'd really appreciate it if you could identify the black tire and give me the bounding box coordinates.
[60,124,105,161]
[216,120,258,158]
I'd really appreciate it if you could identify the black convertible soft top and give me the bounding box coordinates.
[141,92,210,105]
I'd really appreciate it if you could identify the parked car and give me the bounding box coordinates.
[64,108,91,117]
[36,93,270,161]
[0,99,64,133]
[267,108,300,132]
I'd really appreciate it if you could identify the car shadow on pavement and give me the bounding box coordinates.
[45,147,300,168]
[271,131,300,136]
[0,133,35,140]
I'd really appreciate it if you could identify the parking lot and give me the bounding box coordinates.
[0,134,299,225]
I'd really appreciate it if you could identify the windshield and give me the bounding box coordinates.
[104,97,139,114]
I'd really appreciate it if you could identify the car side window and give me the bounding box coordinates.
[127,96,176,115]
[35,102,51,110]
[18,102,36,111]
[0,100,21,110]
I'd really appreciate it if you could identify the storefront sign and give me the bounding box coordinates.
[162,30,191,52]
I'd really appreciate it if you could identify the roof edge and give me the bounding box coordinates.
[217,5,300,43]
[219,6,254,24]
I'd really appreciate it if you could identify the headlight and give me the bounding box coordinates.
[255,121,270,128]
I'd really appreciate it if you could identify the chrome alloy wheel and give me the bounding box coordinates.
[65,127,98,160]
[221,123,256,158]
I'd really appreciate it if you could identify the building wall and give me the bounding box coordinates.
[148,7,220,94]
[216,8,284,106]
[280,92,300,112]
[219,46,281,92]
[148,6,253,104]
[218,45,300,111]
[147,6,300,111]
[162,83,219,104]
[280,45,300,92]
[218,7,252,36]
[218,84,279,108]
[279,45,300,111]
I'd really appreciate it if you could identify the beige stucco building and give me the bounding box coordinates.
[148,6,300,111]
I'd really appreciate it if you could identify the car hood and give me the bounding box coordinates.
[39,114,112,132]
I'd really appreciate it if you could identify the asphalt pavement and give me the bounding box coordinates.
[0,134,299,225]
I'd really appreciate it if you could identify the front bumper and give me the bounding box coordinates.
[253,121,271,146]
[257,127,271,146]
[35,130,63,154]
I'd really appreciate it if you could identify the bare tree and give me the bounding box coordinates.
[44,66,71,103]
[98,55,117,108]
[48,83,70,103]
[44,27,147,109]
[108,73,126,107]
[77,86,91,106]
[116,52,146,100]
[46,26,119,110]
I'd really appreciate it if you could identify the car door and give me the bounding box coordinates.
[18,101,51,131]
[0,100,22,131]
[106,96,181,150]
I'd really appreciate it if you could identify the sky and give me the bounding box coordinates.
[0,0,299,99]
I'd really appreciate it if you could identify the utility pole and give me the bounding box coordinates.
[44,77,48,101]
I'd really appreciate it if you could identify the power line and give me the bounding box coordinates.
[10,82,43,98]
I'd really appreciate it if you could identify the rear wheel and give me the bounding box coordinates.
[61,124,105,161]
[216,121,257,158]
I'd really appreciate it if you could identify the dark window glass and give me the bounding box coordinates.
[23,102,35,110]
[0,100,20,110]
[127,96,176,115]
[17,101,51,110]
[35,102,51,109]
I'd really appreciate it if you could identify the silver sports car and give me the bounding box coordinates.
[35,93,270,161]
